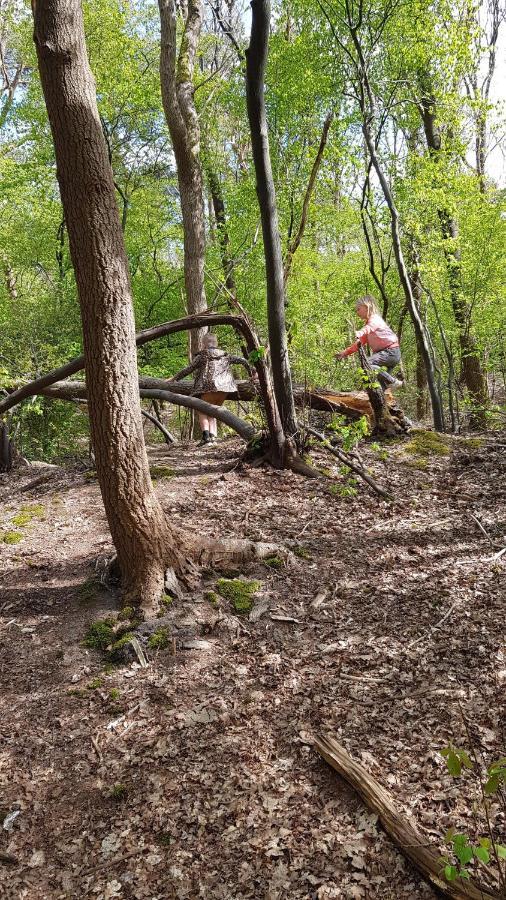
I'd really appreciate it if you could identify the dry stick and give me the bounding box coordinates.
[305,425,392,501]
[140,408,176,445]
[139,389,255,442]
[314,735,498,900]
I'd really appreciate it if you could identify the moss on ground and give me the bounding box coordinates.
[404,430,450,457]
[1,531,23,544]
[108,632,135,661]
[458,437,485,449]
[216,577,261,613]
[204,590,220,606]
[148,627,171,650]
[149,465,175,480]
[83,618,116,651]
[263,555,284,569]
[11,504,45,527]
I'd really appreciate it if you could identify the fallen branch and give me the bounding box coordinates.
[305,426,392,500]
[141,409,176,444]
[0,851,18,866]
[138,390,255,442]
[314,735,498,900]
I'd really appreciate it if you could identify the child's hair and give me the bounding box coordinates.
[356,295,379,318]
[203,332,218,349]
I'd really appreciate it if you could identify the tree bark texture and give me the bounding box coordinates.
[418,83,488,424]
[245,0,298,440]
[158,0,207,360]
[32,0,181,611]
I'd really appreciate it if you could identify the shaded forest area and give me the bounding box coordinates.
[1,0,505,897]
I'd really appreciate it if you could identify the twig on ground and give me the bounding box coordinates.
[305,426,393,500]
[407,599,462,649]
[470,512,495,545]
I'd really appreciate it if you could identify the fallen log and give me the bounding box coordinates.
[314,734,498,900]
[38,378,403,425]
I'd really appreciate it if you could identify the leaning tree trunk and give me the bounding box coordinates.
[245,0,298,443]
[158,0,207,361]
[418,82,488,427]
[33,0,182,613]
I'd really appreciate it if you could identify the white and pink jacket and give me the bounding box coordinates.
[341,313,399,358]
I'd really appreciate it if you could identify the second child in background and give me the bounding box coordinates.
[335,295,403,389]
[169,333,252,446]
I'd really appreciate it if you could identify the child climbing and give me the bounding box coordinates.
[169,333,252,446]
[335,295,403,390]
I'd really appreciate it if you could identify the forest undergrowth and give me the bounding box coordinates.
[0,432,504,900]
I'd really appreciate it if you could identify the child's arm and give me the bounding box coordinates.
[336,324,373,359]
[168,358,200,382]
[228,354,254,375]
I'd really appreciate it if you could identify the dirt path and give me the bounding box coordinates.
[1,432,504,900]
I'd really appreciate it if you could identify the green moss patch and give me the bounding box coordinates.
[11,504,45,527]
[263,555,284,569]
[216,577,261,613]
[83,618,116,651]
[149,465,175,480]
[458,437,485,449]
[1,530,23,545]
[204,590,220,606]
[404,430,450,457]
[148,627,171,650]
[108,632,135,661]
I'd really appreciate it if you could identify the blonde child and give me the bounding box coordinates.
[336,295,403,389]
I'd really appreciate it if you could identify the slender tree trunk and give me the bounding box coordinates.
[418,84,488,426]
[360,118,444,431]
[33,0,182,613]
[245,0,298,441]
[206,166,236,295]
[158,0,207,360]
[342,24,444,431]
[283,110,334,285]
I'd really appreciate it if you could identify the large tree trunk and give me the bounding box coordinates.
[245,0,298,442]
[33,0,182,613]
[158,0,207,360]
[418,83,488,427]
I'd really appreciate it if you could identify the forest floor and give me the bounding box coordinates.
[0,428,505,900]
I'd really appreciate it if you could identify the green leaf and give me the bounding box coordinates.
[484,774,499,795]
[473,846,490,864]
[456,846,473,866]
[444,828,455,844]
[446,750,462,776]
[496,844,506,860]
[444,864,457,881]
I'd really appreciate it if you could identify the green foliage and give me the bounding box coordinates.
[216,578,261,613]
[440,744,506,887]
[1,530,23,544]
[83,619,116,651]
[328,415,369,452]
[148,627,170,650]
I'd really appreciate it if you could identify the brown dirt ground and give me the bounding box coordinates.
[0,431,505,900]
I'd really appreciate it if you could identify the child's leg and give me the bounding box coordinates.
[198,411,210,432]
[209,417,218,437]
[369,349,401,387]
